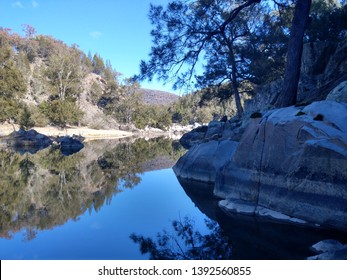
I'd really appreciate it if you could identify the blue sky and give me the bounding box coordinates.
[0,0,179,93]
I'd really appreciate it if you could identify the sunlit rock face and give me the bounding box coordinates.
[173,101,347,230]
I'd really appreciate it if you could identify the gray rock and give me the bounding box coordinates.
[308,240,347,260]
[326,80,347,102]
[311,239,345,254]
[179,125,208,149]
[173,101,347,230]
[173,139,239,183]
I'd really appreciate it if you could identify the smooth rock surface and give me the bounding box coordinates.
[174,101,347,230]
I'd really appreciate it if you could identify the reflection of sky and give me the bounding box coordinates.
[0,169,210,260]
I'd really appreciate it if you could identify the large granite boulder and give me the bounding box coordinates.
[173,101,347,230]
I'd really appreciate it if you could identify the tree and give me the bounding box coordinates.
[19,106,35,130]
[306,0,347,43]
[45,45,84,100]
[39,100,84,128]
[22,24,36,38]
[141,0,314,112]
[0,44,26,124]
[140,0,262,116]
[0,45,26,98]
[274,0,312,107]
[92,53,106,75]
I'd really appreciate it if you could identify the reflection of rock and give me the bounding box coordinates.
[308,239,347,260]
[178,178,347,259]
[174,101,347,231]
[3,129,86,155]
[5,129,52,154]
[55,135,85,156]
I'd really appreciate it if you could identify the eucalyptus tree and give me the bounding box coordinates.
[41,44,85,127]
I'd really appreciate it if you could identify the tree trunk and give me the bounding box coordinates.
[223,34,244,116]
[275,0,312,108]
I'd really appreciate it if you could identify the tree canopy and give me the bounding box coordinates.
[140,0,346,113]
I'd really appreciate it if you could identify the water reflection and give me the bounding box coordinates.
[178,178,347,260]
[0,137,184,240]
[130,175,347,260]
[131,216,233,260]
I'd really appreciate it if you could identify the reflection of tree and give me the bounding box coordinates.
[0,137,184,240]
[130,216,233,260]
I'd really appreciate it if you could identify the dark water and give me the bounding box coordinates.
[0,137,346,260]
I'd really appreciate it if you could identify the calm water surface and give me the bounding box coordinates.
[0,137,346,260]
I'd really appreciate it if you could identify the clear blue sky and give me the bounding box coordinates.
[0,0,179,93]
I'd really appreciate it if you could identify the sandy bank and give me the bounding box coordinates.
[0,124,133,140]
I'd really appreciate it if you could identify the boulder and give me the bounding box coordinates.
[308,240,347,260]
[179,125,208,149]
[173,101,347,230]
[5,129,52,153]
[326,80,347,102]
[56,135,84,156]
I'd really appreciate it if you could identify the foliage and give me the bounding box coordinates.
[133,104,172,130]
[306,0,347,42]
[0,44,26,98]
[170,86,241,125]
[39,100,84,127]
[19,105,35,130]
[0,96,22,123]
[45,45,85,100]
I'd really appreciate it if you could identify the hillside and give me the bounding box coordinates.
[139,88,179,105]
[0,28,180,131]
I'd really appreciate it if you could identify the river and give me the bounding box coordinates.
[0,137,346,259]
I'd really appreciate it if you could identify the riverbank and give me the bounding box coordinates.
[0,124,133,140]
[0,123,197,141]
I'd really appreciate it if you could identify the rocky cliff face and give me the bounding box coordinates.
[173,100,347,231]
[245,40,347,113]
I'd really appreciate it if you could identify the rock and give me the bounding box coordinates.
[174,139,239,183]
[308,240,347,260]
[5,129,52,153]
[311,239,345,254]
[173,101,347,231]
[219,199,256,216]
[220,116,228,122]
[56,135,84,156]
[179,125,208,149]
[326,80,347,102]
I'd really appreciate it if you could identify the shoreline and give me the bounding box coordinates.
[0,123,194,141]
[0,124,133,140]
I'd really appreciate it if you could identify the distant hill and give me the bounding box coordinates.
[139,88,179,106]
